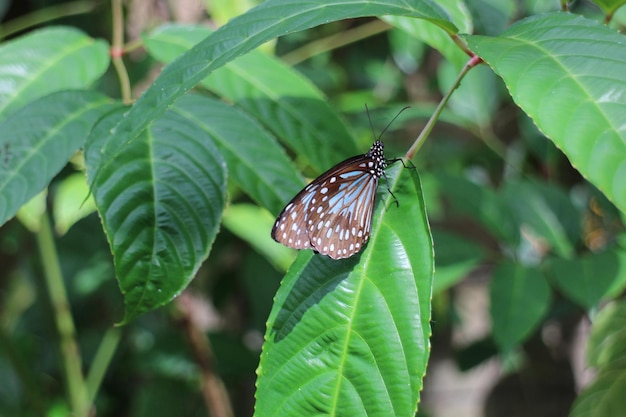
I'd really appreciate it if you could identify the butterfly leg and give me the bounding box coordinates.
[381,170,400,208]
[386,157,416,170]
[382,159,417,207]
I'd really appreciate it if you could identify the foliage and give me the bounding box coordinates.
[1,0,626,416]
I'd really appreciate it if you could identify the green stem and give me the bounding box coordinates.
[405,55,481,160]
[36,213,90,417]
[281,19,391,66]
[86,327,121,404]
[0,1,98,40]
[111,0,132,104]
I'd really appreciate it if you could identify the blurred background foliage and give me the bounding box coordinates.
[1,0,626,416]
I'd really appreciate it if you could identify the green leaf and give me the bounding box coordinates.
[501,179,581,259]
[545,250,623,310]
[222,204,296,272]
[490,262,551,353]
[523,0,560,14]
[98,0,456,183]
[85,103,227,324]
[0,90,113,227]
[207,0,257,26]
[15,190,46,232]
[605,245,626,299]
[388,27,426,73]
[144,24,359,169]
[464,13,626,214]
[465,0,517,36]
[435,172,520,245]
[569,360,626,417]
[432,230,484,294]
[383,0,470,69]
[455,337,498,371]
[255,165,433,417]
[52,172,97,236]
[592,0,626,15]
[0,26,109,118]
[169,94,305,215]
[437,61,500,127]
[587,300,626,369]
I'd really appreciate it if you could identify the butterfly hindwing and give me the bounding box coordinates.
[306,163,378,258]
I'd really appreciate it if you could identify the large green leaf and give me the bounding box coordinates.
[490,261,551,353]
[144,24,359,169]
[592,0,626,15]
[501,179,581,259]
[605,244,626,299]
[0,26,109,118]
[545,250,623,310]
[94,0,456,186]
[571,301,626,417]
[85,103,227,324]
[438,61,500,128]
[464,0,516,36]
[384,0,471,69]
[587,300,626,369]
[569,362,626,417]
[255,164,433,416]
[0,90,113,227]
[52,172,97,235]
[222,204,296,272]
[464,13,626,214]
[169,94,305,215]
[432,230,484,294]
[435,172,520,245]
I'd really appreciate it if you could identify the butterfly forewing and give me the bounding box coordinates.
[272,141,386,259]
[307,167,378,258]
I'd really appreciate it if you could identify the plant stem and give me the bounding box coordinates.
[86,327,121,404]
[0,1,98,40]
[177,293,234,417]
[111,0,132,104]
[281,19,391,66]
[405,55,481,160]
[36,213,90,417]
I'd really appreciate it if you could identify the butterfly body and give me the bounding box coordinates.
[271,140,387,259]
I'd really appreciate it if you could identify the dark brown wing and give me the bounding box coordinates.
[271,155,379,259]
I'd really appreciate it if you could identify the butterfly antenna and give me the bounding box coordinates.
[369,105,411,140]
[365,103,377,141]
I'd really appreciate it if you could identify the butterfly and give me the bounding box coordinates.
[271,107,409,259]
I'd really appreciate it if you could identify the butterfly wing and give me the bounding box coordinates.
[307,164,378,258]
[271,155,379,259]
[270,182,318,251]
